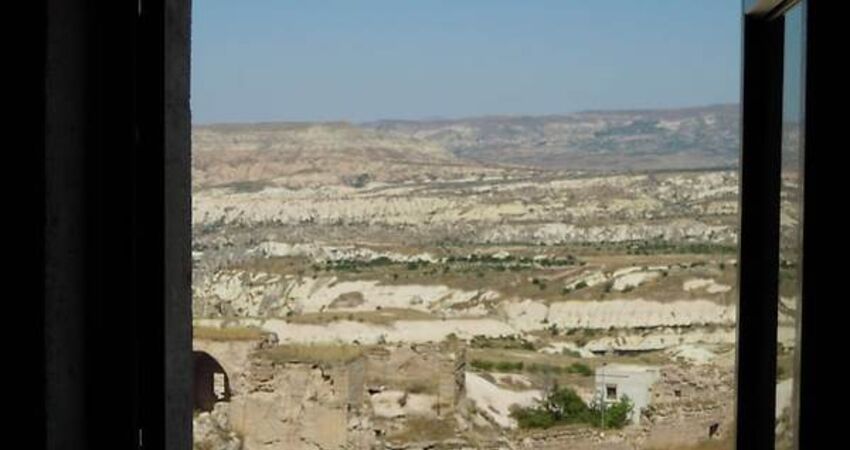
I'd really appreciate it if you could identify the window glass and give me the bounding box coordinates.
[776,3,805,449]
[191,2,741,449]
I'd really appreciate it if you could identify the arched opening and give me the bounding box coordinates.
[193,351,231,412]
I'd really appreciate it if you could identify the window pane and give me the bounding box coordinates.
[776,3,805,449]
[191,2,741,449]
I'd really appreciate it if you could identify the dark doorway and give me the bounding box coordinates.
[193,351,231,412]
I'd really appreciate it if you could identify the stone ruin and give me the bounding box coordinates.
[193,336,467,450]
[192,333,733,450]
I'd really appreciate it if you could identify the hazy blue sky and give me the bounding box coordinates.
[192,0,741,124]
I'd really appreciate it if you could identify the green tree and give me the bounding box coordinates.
[589,394,634,429]
[511,386,634,430]
[541,384,590,423]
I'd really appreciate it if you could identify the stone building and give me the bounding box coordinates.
[594,364,661,425]
[193,335,467,449]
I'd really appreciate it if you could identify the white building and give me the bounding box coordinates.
[594,364,660,425]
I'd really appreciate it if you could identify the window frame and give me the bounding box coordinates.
[142,1,826,448]
[738,1,826,450]
[40,1,834,449]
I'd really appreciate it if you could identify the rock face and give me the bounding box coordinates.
[193,403,242,450]
[193,172,740,247]
[464,372,541,429]
[194,270,500,319]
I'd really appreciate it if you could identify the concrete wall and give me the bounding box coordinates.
[594,364,661,425]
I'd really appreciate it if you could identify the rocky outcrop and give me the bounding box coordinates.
[193,403,242,450]
[193,171,739,247]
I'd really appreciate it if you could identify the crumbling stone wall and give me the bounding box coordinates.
[193,335,275,395]
[516,425,634,450]
[641,364,735,448]
[192,339,468,449]
[364,343,465,417]
[227,358,364,450]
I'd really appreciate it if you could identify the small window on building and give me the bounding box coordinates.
[606,384,618,400]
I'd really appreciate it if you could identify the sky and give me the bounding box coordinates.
[192,0,742,124]
[783,3,804,121]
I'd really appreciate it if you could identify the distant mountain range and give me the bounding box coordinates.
[364,104,740,171]
[192,104,743,189]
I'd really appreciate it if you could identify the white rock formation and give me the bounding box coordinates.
[464,372,541,429]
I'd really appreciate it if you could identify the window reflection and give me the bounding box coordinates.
[776,3,804,449]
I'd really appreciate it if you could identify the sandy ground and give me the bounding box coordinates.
[195,318,517,344]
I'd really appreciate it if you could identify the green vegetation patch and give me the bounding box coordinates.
[470,335,536,351]
[193,325,267,341]
[511,384,633,430]
[285,308,437,326]
[470,359,593,377]
[256,343,368,365]
[215,179,274,194]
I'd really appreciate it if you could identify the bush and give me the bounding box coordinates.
[567,362,593,377]
[470,359,495,371]
[511,408,555,428]
[471,359,525,372]
[511,406,556,429]
[511,384,590,429]
[496,361,524,372]
[511,385,633,430]
[542,385,591,422]
[588,395,634,429]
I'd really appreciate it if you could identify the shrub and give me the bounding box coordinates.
[511,386,633,430]
[511,405,557,429]
[470,359,495,371]
[495,361,524,372]
[567,362,593,377]
[588,395,634,429]
[511,384,590,428]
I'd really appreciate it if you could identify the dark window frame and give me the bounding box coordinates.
[736,4,786,449]
[738,1,828,449]
[42,1,190,449]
